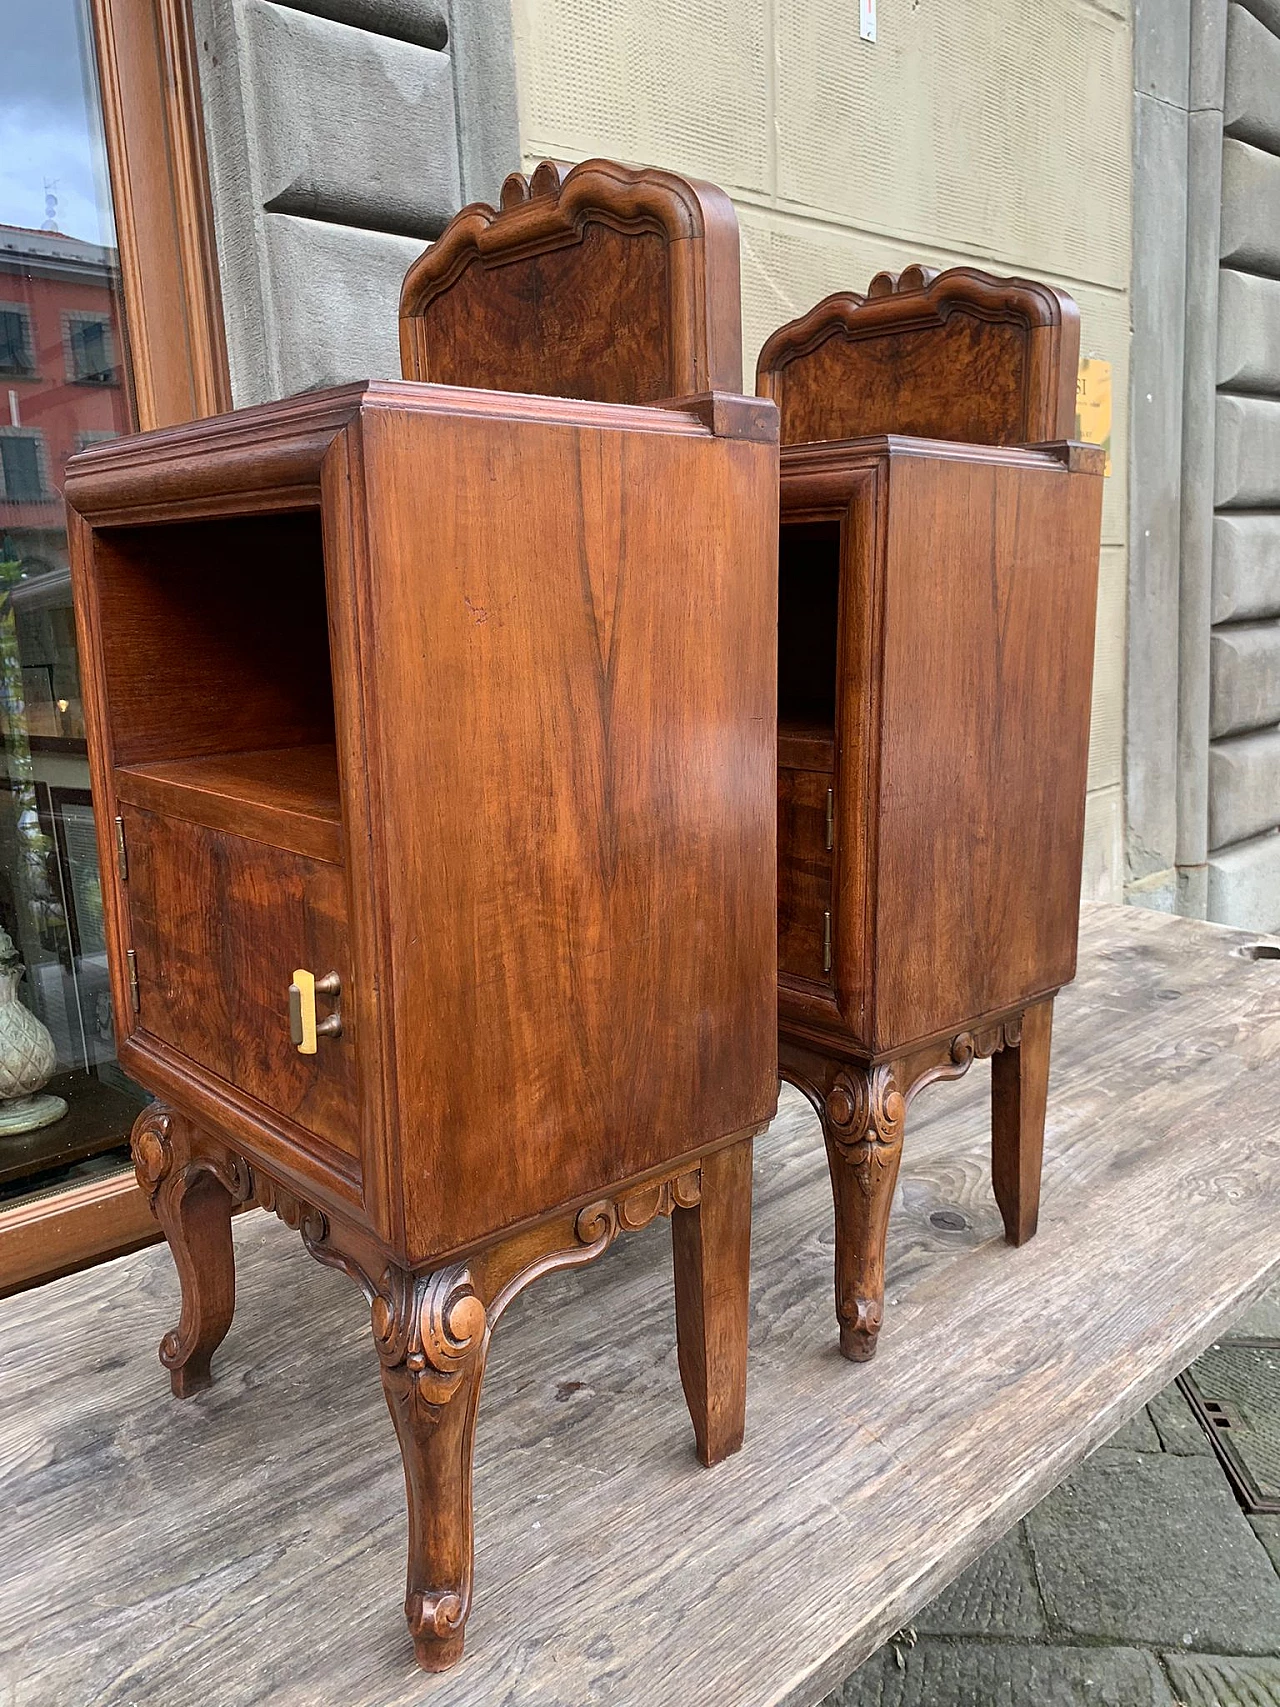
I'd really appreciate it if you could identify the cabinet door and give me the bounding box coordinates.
[778,767,834,986]
[122,807,358,1154]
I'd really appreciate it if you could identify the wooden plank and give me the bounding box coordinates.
[4,903,1280,1706]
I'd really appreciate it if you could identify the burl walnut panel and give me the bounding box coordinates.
[758,266,1079,449]
[122,806,359,1156]
[399,157,743,404]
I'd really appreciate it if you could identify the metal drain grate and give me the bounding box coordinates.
[1179,1338,1280,1514]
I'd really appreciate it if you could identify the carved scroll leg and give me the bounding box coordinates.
[372,1266,489,1673]
[822,1063,906,1363]
[157,1169,238,1399]
[131,1104,240,1399]
[671,1135,753,1467]
[991,997,1053,1247]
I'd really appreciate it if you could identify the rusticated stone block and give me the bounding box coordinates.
[1216,395,1280,508]
[1208,828,1280,927]
[260,212,424,394]
[245,0,458,240]
[1210,727,1280,848]
[1214,514,1280,623]
[1221,138,1280,277]
[1210,620,1280,737]
[1218,268,1280,391]
[1225,1,1280,152]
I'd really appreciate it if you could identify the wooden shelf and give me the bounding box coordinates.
[7,906,1279,1703]
[114,743,342,864]
[778,717,835,773]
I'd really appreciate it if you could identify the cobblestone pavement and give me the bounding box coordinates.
[825,1282,1280,1707]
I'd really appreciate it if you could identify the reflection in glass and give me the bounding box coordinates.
[0,0,147,1208]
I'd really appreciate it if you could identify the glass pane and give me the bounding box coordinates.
[0,0,148,1210]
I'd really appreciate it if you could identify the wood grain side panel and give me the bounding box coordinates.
[123,809,359,1155]
[360,408,778,1263]
[871,453,1103,1049]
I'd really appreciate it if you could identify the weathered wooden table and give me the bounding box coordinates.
[5,905,1280,1707]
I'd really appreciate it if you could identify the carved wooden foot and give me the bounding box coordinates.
[130,1103,248,1397]
[671,1134,753,1466]
[991,997,1052,1246]
[821,1064,905,1363]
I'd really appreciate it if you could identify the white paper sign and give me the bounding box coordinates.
[860,0,876,41]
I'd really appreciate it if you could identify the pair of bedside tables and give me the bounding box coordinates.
[65,158,1102,1671]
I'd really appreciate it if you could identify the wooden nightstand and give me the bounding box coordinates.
[757,267,1104,1361]
[66,162,778,1671]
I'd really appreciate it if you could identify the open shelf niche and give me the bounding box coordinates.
[778,518,841,774]
[92,510,343,863]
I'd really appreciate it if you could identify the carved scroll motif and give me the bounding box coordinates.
[130,1103,174,1201]
[249,1169,329,1251]
[898,1015,1025,1106]
[574,1167,703,1247]
[130,1102,252,1212]
[371,1264,489,1415]
[821,1065,905,1195]
[369,1263,489,1657]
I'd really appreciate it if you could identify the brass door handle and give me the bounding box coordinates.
[289,969,343,1054]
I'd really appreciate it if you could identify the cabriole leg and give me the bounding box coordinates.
[991,997,1053,1246]
[371,1265,489,1672]
[671,1134,753,1466]
[821,1062,906,1363]
[130,1103,245,1398]
[265,1147,757,1673]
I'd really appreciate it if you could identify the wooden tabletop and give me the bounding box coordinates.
[5,904,1280,1707]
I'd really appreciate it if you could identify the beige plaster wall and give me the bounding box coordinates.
[511,0,1132,899]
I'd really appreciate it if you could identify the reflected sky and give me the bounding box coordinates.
[0,0,116,246]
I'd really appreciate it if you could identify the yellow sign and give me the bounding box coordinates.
[1076,358,1112,475]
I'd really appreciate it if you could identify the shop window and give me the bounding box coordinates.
[0,0,144,1231]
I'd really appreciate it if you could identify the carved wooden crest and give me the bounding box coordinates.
[756,265,1080,447]
[399,157,743,405]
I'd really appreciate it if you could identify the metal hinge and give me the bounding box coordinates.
[114,814,128,882]
[823,910,832,975]
[825,787,835,852]
[126,948,140,1013]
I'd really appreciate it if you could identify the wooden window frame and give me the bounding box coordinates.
[0,0,230,1294]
